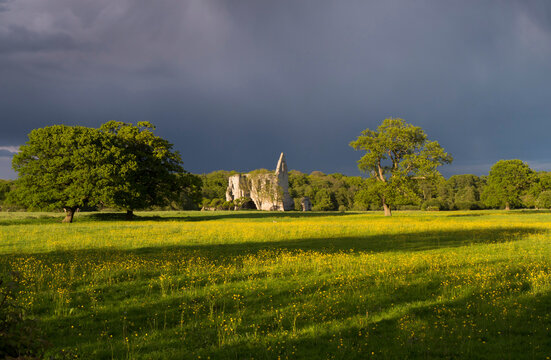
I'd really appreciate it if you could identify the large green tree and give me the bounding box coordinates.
[350,118,452,216]
[12,122,193,222]
[99,121,187,218]
[482,159,534,210]
[11,125,109,222]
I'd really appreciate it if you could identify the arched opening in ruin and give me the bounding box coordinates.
[241,198,257,210]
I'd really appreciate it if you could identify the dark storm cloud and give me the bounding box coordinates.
[0,0,9,12]
[0,25,78,54]
[1,0,551,178]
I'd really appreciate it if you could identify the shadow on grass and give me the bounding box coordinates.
[4,209,551,226]
[444,213,488,218]
[0,211,355,226]
[11,226,543,262]
[36,265,551,359]
[516,209,551,214]
[84,211,355,222]
[82,209,551,222]
[0,215,62,226]
[153,226,540,257]
[200,289,551,360]
[40,279,451,358]
[443,210,551,217]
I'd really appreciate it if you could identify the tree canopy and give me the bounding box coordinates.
[99,121,187,218]
[350,118,452,215]
[11,125,110,222]
[481,159,534,210]
[11,122,193,222]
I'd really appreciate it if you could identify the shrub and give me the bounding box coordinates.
[536,191,551,209]
[209,198,223,209]
[421,199,444,211]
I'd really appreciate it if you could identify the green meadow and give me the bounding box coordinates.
[1,210,551,359]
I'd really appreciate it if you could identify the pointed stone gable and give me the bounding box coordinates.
[275,152,287,175]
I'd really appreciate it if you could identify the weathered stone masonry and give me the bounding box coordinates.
[226,153,294,211]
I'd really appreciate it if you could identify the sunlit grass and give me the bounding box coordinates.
[1,210,551,359]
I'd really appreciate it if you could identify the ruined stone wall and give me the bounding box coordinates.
[225,153,294,211]
[226,174,249,201]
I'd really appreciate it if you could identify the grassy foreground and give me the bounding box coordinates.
[1,210,551,359]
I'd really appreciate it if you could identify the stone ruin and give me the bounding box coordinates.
[301,196,312,211]
[226,153,294,211]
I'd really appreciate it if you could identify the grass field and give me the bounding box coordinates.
[1,210,551,359]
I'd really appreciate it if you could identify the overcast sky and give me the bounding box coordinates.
[1,1,551,179]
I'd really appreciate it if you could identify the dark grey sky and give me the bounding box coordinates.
[1,1,551,179]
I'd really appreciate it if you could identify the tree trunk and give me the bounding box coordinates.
[505,203,510,211]
[126,210,134,220]
[62,207,77,223]
[382,199,392,216]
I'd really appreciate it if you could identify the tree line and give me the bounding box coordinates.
[196,165,551,212]
[2,118,550,218]
[3,164,551,214]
